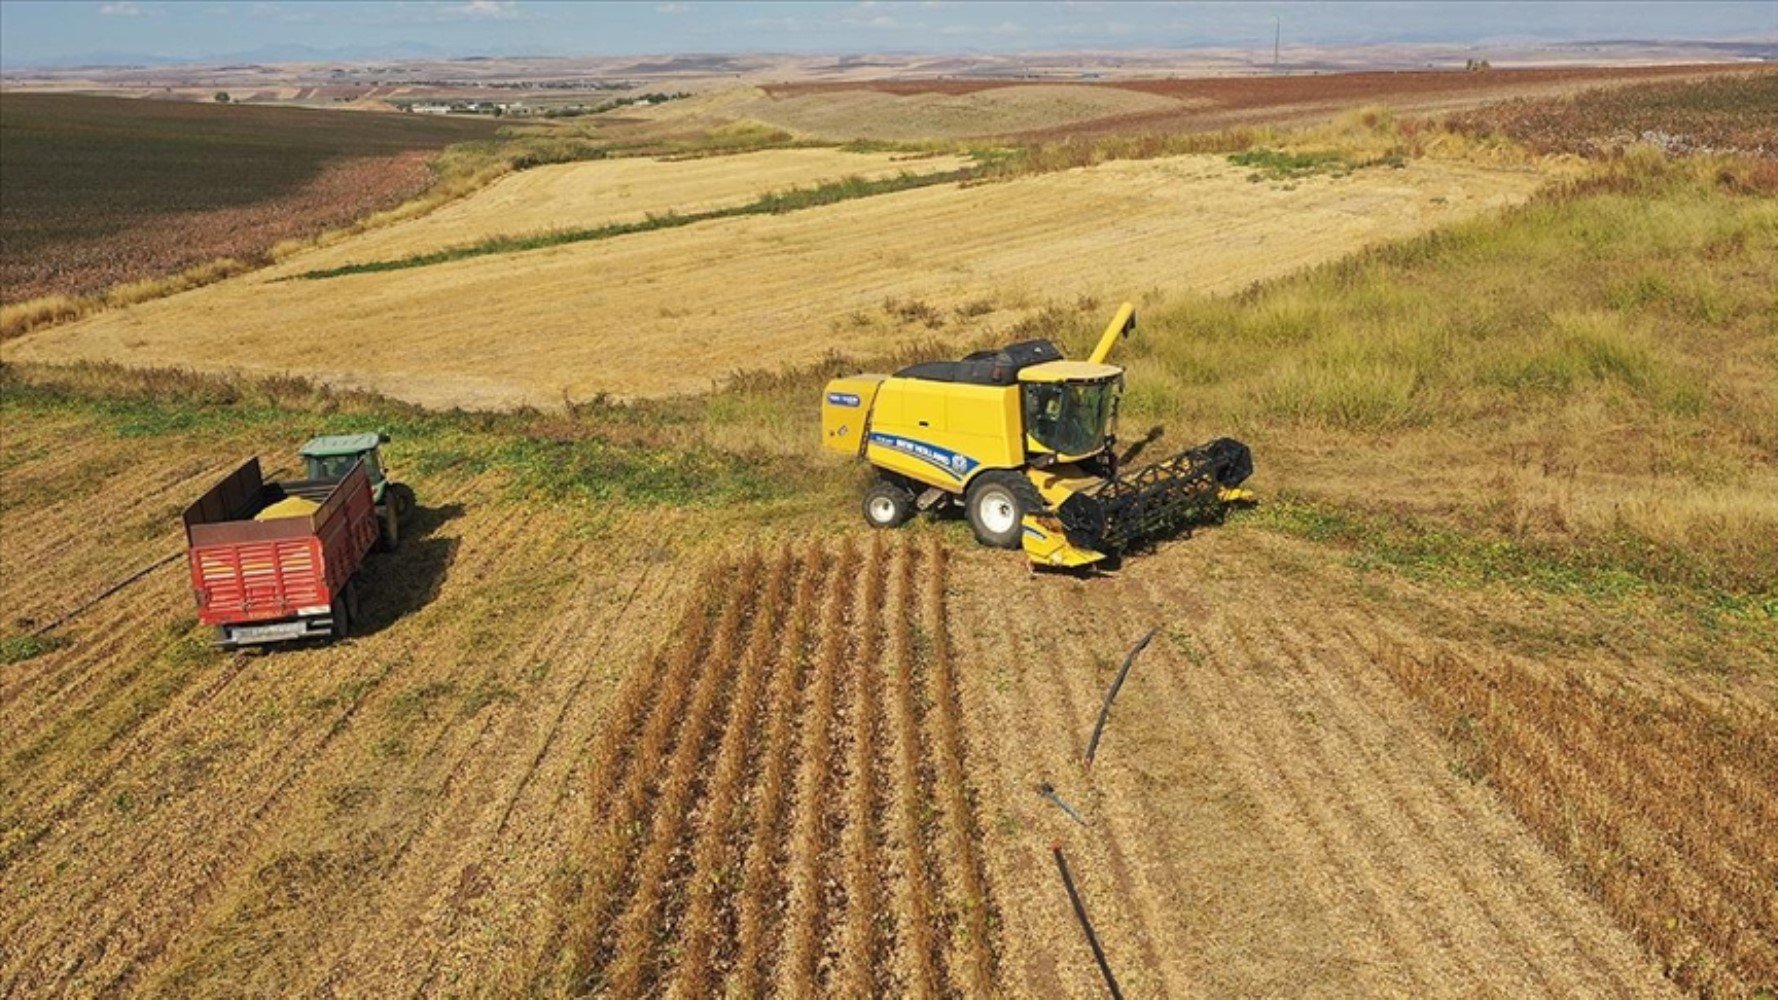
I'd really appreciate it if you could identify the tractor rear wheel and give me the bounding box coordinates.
[965,470,1040,549]
[377,505,401,552]
[388,482,418,523]
[863,479,915,529]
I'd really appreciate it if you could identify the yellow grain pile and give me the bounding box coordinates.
[255,496,319,521]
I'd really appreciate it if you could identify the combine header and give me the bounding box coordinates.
[821,302,1253,568]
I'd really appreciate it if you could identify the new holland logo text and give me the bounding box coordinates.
[868,433,979,480]
[826,392,862,408]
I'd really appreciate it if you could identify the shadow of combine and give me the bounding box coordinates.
[1118,425,1166,467]
[352,502,463,637]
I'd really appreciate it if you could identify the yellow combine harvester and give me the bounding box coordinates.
[821,302,1253,568]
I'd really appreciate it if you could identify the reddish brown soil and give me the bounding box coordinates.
[0,152,437,304]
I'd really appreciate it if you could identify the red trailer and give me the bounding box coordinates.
[183,456,381,648]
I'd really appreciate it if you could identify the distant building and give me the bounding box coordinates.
[409,102,451,114]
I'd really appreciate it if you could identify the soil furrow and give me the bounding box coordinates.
[835,536,891,996]
[666,547,793,997]
[728,547,828,996]
[777,538,858,996]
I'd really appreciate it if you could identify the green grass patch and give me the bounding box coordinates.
[1,362,799,512]
[1246,496,1777,615]
[291,165,981,280]
[1228,147,1404,181]
[1,633,69,664]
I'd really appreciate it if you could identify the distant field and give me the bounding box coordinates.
[0,94,500,303]
[1448,71,1778,158]
[726,84,1183,141]
[4,152,1547,408]
[755,64,1759,141]
[280,147,973,273]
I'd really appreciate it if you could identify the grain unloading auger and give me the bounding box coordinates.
[821,302,1254,568]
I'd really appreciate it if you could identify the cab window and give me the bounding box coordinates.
[1023,380,1119,456]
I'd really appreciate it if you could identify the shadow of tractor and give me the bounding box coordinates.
[351,502,463,637]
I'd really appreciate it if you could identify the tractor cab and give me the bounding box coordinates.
[301,433,390,502]
[299,432,417,549]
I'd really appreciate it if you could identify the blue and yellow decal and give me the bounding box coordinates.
[867,432,980,480]
[826,392,862,407]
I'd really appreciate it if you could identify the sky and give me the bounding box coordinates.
[1,1,1773,68]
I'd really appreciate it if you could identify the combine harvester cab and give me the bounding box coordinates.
[821,302,1253,569]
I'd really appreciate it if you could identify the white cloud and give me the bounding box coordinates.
[656,2,688,12]
[459,0,518,18]
[99,2,142,15]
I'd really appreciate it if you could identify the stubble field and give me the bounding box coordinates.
[6,386,1768,995]
[4,70,1774,999]
[3,150,1547,409]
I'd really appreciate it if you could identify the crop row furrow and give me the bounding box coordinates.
[544,539,1000,996]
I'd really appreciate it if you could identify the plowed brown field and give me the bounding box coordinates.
[2,153,1546,409]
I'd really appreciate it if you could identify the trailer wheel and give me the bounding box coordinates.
[966,470,1040,549]
[863,479,915,529]
[330,581,355,641]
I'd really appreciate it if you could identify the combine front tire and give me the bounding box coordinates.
[863,480,915,529]
[966,471,1040,549]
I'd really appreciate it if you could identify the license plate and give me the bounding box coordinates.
[229,621,309,643]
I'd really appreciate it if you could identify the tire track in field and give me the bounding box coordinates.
[545,538,1000,996]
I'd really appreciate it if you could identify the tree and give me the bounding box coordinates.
[214,91,231,102]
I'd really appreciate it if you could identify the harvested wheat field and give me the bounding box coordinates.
[4,379,1774,995]
[754,65,1759,141]
[726,84,1189,142]
[273,147,974,275]
[948,525,1776,997]
[0,407,705,995]
[3,153,1546,409]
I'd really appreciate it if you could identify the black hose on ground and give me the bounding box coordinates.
[30,550,183,636]
[1052,842,1123,999]
[1085,626,1158,767]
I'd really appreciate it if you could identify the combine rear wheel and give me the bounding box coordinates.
[863,479,915,529]
[966,471,1040,549]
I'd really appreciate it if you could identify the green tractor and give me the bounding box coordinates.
[299,432,417,550]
